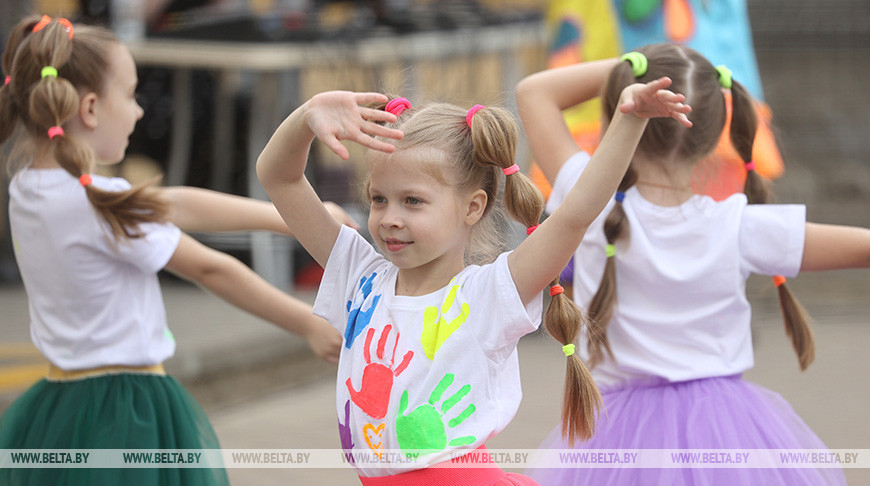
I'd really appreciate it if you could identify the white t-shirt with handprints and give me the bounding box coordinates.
[314,225,542,477]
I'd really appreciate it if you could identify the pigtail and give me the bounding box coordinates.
[469,105,601,443]
[730,78,815,370]
[585,167,636,367]
[5,17,168,239]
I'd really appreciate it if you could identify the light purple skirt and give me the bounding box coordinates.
[527,375,846,485]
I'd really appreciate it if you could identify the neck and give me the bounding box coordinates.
[631,155,695,206]
[395,258,466,297]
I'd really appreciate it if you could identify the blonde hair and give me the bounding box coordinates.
[589,43,815,371]
[1,16,167,240]
[370,99,602,443]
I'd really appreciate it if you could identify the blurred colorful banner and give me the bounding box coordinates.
[533,0,782,200]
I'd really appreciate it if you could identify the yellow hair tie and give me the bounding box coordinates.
[605,243,616,258]
[41,66,58,79]
[562,343,575,357]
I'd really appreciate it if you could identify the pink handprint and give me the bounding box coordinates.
[347,325,414,420]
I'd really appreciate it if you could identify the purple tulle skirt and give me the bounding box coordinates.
[527,374,846,485]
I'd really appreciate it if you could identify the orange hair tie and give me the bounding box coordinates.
[773,275,786,287]
[79,174,92,187]
[32,15,51,33]
[31,16,73,39]
[549,285,564,297]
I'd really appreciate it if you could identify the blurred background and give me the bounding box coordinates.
[1,1,868,484]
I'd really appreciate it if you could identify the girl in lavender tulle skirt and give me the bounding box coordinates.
[515,43,869,485]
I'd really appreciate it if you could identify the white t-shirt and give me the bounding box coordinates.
[313,226,542,477]
[547,151,806,386]
[9,168,180,370]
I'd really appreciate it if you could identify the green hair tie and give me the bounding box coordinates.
[715,65,732,89]
[619,51,648,78]
[41,66,58,79]
[562,343,575,357]
[605,243,616,258]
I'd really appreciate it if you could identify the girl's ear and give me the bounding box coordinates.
[79,91,99,129]
[464,189,488,225]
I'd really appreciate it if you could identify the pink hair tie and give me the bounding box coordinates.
[502,164,520,176]
[3,76,9,86]
[47,126,64,139]
[466,104,485,128]
[744,160,756,171]
[79,174,92,187]
[385,97,411,116]
[526,224,539,235]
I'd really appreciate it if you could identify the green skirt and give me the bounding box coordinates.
[0,373,229,486]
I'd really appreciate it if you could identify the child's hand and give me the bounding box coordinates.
[618,77,693,127]
[304,91,404,160]
[323,201,360,230]
[303,316,343,364]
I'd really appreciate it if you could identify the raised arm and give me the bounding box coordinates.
[510,78,692,303]
[160,186,359,234]
[256,91,402,266]
[801,222,870,271]
[516,59,619,183]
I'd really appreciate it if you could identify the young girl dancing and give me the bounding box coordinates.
[0,15,347,485]
[517,43,869,485]
[256,71,691,482]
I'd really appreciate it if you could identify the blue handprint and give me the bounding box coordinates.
[345,272,381,349]
[395,373,477,457]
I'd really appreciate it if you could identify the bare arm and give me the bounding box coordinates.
[164,233,342,363]
[801,222,870,271]
[161,186,358,234]
[510,78,692,303]
[256,91,402,267]
[516,59,619,183]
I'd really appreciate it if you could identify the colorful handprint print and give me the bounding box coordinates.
[345,272,382,349]
[347,325,414,420]
[420,282,470,360]
[338,400,355,464]
[395,373,477,457]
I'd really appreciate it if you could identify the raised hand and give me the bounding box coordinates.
[304,91,404,160]
[618,76,693,127]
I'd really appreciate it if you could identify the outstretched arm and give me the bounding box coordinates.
[161,186,359,234]
[516,59,619,184]
[165,233,342,363]
[801,222,870,271]
[510,78,692,303]
[256,91,402,266]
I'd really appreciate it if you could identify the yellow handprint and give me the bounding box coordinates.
[420,281,470,360]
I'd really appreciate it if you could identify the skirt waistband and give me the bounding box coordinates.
[46,363,166,382]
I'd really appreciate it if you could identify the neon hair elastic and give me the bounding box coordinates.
[3,76,9,86]
[526,224,539,235]
[716,65,733,89]
[385,97,411,116]
[562,343,575,357]
[32,15,73,39]
[41,66,58,79]
[549,285,564,297]
[605,243,616,258]
[614,191,626,203]
[744,160,756,171]
[619,51,648,78]
[466,104,485,128]
[773,275,786,287]
[502,164,520,176]
[47,126,64,139]
[79,174,92,187]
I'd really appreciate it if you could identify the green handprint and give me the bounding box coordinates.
[395,373,477,457]
[420,282,470,360]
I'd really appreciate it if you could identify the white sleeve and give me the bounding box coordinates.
[739,204,806,277]
[545,151,591,214]
[313,225,389,333]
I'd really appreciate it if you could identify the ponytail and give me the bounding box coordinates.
[731,78,815,370]
[468,105,601,443]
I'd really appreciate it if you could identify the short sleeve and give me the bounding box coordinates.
[545,151,591,214]
[313,225,389,333]
[465,252,542,363]
[739,204,806,277]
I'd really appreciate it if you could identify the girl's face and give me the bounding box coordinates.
[86,43,144,164]
[367,150,476,286]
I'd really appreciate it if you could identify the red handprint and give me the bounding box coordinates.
[346,325,414,420]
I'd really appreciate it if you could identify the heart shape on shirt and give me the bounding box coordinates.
[363,422,385,459]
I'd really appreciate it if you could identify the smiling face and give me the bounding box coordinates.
[367,148,482,292]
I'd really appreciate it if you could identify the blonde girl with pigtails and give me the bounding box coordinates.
[518,43,870,485]
[0,15,356,486]
[257,68,690,482]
